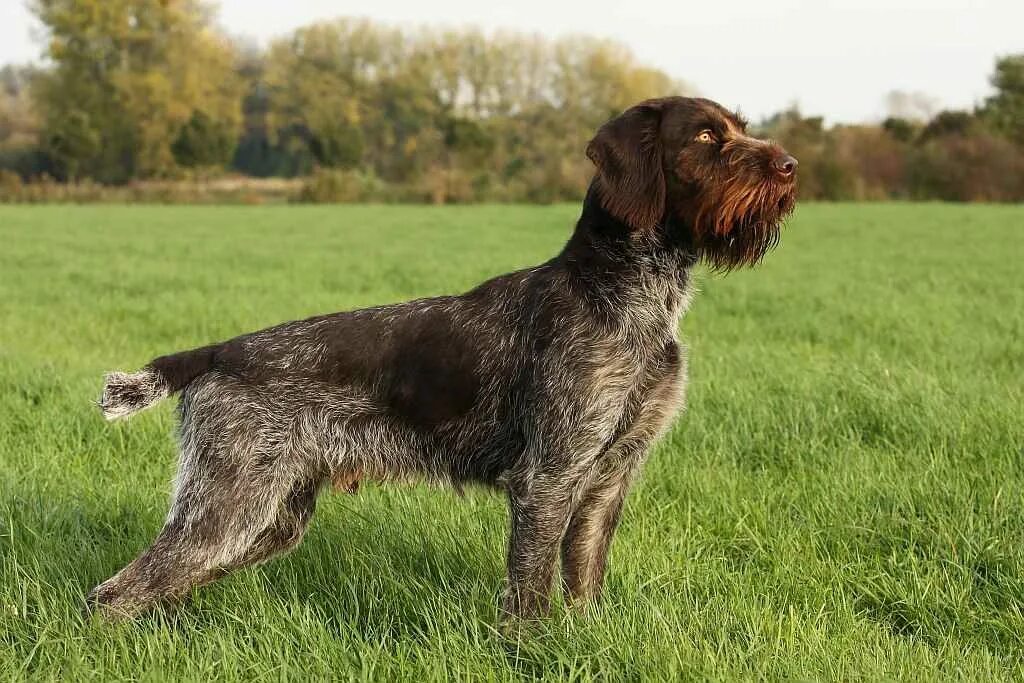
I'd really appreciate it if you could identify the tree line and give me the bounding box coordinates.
[1,0,1022,202]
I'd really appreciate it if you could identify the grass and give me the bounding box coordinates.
[0,202,1022,681]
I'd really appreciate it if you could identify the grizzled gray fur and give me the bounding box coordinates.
[88,96,797,621]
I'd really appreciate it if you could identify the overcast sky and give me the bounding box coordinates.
[3,0,1021,123]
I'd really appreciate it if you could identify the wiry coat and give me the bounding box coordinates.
[89,96,797,620]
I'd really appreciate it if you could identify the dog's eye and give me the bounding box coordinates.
[695,130,716,144]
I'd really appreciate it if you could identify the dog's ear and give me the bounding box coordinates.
[586,99,667,231]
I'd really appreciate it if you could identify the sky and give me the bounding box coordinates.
[2,0,1022,124]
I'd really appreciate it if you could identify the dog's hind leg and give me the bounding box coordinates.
[85,441,323,620]
[222,476,320,570]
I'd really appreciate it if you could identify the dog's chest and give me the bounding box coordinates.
[577,317,683,424]
[579,278,691,433]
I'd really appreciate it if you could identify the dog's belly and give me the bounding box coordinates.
[289,381,521,490]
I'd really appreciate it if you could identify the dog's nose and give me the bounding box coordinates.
[773,154,798,177]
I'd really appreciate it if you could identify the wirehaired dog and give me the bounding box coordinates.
[89,96,797,620]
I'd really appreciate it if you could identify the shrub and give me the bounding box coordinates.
[0,168,23,200]
[293,168,386,203]
[909,133,1024,201]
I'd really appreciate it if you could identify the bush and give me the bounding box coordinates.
[0,173,107,203]
[293,168,387,203]
[0,169,22,199]
[0,175,302,204]
[909,133,1024,201]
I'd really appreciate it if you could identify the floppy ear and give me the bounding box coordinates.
[586,99,667,231]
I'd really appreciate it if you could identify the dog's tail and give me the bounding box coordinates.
[98,344,221,421]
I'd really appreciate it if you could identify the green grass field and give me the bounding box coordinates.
[1,203,1022,680]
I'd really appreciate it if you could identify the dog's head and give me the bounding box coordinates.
[586,96,797,270]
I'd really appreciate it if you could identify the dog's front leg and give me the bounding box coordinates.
[562,361,687,604]
[502,466,591,621]
[560,466,633,603]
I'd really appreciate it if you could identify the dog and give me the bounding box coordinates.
[88,96,797,621]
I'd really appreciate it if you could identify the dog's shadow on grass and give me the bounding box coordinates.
[242,493,507,637]
[27,486,507,639]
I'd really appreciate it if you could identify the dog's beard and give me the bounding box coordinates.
[692,174,796,271]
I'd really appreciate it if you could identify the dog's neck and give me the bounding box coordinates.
[560,183,697,334]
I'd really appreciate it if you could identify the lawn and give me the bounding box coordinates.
[1,203,1022,681]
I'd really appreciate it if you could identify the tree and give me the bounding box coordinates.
[982,54,1024,147]
[172,111,237,168]
[0,65,50,177]
[263,19,385,170]
[0,65,39,148]
[31,0,243,182]
[920,110,976,141]
[882,117,917,143]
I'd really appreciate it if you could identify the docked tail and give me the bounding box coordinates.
[98,344,220,420]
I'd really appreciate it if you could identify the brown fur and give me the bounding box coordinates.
[589,97,797,270]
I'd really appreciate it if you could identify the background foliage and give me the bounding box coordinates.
[0,1,1023,202]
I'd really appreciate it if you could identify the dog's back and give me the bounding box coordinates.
[97,265,552,483]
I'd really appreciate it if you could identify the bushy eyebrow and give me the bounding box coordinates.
[699,107,748,137]
[707,119,739,139]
